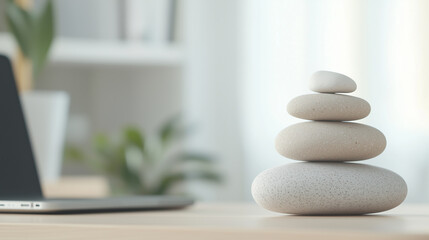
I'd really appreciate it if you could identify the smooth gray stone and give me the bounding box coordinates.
[251,162,407,215]
[287,94,371,121]
[309,71,357,93]
[275,122,386,161]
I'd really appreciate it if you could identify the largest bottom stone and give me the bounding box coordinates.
[251,162,407,215]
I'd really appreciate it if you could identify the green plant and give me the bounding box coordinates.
[66,116,222,196]
[6,0,54,91]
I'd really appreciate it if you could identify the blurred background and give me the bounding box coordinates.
[0,0,429,203]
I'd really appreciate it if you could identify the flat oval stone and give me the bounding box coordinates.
[275,122,386,161]
[287,94,371,121]
[309,71,357,93]
[251,162,407,215]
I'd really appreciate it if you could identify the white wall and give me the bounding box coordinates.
[240,0,309,200]
[182,0,245,201]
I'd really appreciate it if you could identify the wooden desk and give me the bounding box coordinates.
[0,203,428,240]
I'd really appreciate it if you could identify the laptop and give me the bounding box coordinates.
[0,55,193,213]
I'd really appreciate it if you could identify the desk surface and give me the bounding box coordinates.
[0,203,428,240]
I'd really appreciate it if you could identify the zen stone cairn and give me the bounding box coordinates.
[252,71,407,215]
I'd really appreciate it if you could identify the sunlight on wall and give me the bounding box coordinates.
[389,0,429,130]
[307,0,367,98]
[383,0,429,202]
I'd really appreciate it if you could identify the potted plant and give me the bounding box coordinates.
[66,116,222,196]
[6,0,69,182]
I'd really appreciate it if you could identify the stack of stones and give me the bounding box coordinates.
[251,71,407,215]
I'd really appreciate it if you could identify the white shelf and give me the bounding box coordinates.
[0,33,183,67]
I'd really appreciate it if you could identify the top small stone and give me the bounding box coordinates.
[309,71,357,93]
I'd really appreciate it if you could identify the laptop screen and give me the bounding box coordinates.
[0,55,43,199]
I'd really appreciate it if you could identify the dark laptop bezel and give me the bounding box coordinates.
[0,55,43,200]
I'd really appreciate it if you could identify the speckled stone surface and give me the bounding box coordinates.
[287,94,371,121]
[275,122,386,161]
[309,71,357,93]
[251,162,407,215]
[252,71,407,215]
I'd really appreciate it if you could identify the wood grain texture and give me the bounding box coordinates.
[0,203,428,240]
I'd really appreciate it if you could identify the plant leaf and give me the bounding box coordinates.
[159,114,184,146]
[93,133,115,162]
[155,171,222,195]
[123,127,144,151]
[31,0,54,78]
[124,145,144,174]
[94,134,109,151]
[119,161,143,194]
[176,153,214,164]
[63,143,106,175]
[6,0,33,57]
[63,145,86,162]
